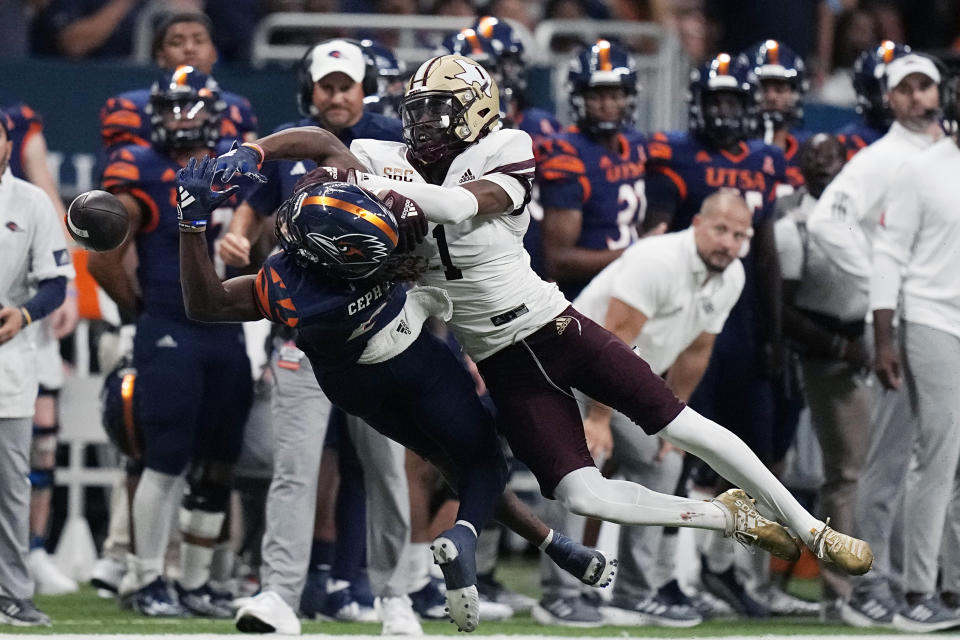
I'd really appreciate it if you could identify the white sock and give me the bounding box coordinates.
[129,554,164,589]
[407,542,431,593]
[704,533,735,573]
[177,508,225,590]
[132,469,180,583]
[655,531,680,587]
[210,542,234,584]
[103,478,130,557]
[741,542,770,591]
[179,541,214,590]
[660,407,824,544]
[554,466,728,530]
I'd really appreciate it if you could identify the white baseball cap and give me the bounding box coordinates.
[885,54,940,90]
[307,40,366,84]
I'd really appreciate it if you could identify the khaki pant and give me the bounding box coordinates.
[800,355,869,600]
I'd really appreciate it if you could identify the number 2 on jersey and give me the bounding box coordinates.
[432,225,463,281]
[744,189,764,217]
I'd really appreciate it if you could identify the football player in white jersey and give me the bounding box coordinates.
[214,54,873,579]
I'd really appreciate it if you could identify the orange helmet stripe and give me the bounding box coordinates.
[880,40,896,63]
[764,39,779,64]
[477,16,498,38]
[716,53,731,75]
[120,373,139,458]
[462,29,484,55]
[172,65,194,85]
[302,196,399,245]
[597,39,612,71]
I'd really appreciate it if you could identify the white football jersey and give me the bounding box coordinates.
[0,169,75,417]
[351,129,569,360]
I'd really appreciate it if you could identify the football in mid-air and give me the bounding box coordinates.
[66,190,130,252]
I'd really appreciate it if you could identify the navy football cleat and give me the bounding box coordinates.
[131,577,187,617]
[431,524,480,632]
[544,531,617,588]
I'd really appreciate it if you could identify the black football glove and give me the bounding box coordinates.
[215,140,267,183]
[177,156,239,232]
[379,190,428,253]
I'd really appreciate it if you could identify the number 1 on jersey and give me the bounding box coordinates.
[432,225,463,281]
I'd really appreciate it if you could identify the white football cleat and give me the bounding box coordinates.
[478,597,513,621]
[376,595,423,635]
[28,548,78,595]
[91,555,126,597]
[235,590,301,635]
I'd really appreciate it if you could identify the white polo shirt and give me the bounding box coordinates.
[776,191,867,322]
[0,169,75,417]
[806,122,939,314]
[871,137,960,339]
[573,228,744,376]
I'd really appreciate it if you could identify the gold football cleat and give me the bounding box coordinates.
[811,518,874,576]
[713,489,801,562]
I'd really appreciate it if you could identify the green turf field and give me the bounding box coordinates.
[7,584,900,636]
[0,560,902,636]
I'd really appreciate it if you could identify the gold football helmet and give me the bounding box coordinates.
[401,54,501,164]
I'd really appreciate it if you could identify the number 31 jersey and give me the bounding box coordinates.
[351,128,569,361]
[536,126,648,299]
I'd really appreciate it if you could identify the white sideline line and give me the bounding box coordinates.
[0,632,960,640]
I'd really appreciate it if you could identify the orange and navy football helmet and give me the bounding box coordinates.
[854,41,911,131]
[688,53,754,149]
[738,39,808,130]
[359,39,406,118]
[148,65,224,151]
[567,39,639,136]
[441,17,527,110]
[275,181,399,280]
[100,356,142,460]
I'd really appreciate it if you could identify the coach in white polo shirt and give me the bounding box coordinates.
[869,74,960,633]
[775,133,869,611]
[572,189,748,625]
[0,111,73,627]
[806,51,943,629]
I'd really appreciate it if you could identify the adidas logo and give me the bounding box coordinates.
[554,315,581,335]
[156,335,178,348]
[861,599,889,618]
[396,319,412,335]
[910,604,934,621]
[290,161,307,176]
[458,169,476,184]
[178,186,195,207]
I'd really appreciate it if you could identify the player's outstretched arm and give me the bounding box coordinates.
[177,157,262,323]
[216,127,368,183]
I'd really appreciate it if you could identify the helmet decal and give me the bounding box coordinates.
[452,58,494,98]
[301,194,399,245]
